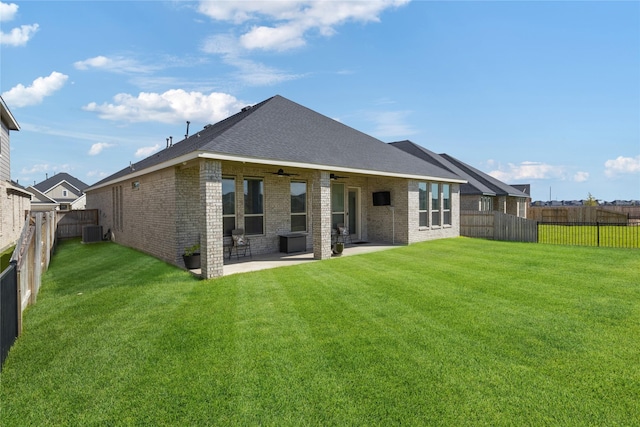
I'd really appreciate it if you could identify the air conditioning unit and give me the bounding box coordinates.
[82,225,103,243]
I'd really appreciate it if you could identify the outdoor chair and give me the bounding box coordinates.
[337,223,353,245]
[231,229,252,260]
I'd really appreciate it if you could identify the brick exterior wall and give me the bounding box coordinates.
[460,195,482,211]
[199,159,224,279]
[87,160,463,278]
[312,170,332,260]
[86,167,177,265]
[0,182,30,252]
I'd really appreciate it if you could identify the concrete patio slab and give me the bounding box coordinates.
[190,242,398,278]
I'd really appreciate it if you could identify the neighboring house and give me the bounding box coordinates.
[28,172,89,211]
[0,96,31,253]
[390,140,530,218]
[86,95,466,279]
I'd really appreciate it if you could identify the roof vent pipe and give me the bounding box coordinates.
[170,136,173,146]
[185,121,190,140]
[166,137,170,148]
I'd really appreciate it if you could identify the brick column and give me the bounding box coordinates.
[312,170,332,260]
[200,159,224,279]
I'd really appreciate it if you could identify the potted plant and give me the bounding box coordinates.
[183,243,201,269]
[332,242,344,256]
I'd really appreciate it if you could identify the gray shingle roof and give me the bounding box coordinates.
[390,140,528,198]
[33,172,89,194]
[91,95,463,189]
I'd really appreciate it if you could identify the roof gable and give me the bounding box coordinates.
[390,140,527,197]
[91,95,463,189]
[33,172,89,194]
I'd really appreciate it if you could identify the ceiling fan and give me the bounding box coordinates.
[330,173,348,180]
[271,168,299,177]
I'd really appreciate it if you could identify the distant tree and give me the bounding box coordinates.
[584,193,598,206]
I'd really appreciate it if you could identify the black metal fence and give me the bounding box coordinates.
[1,262,19,371]
[538,222,640,249]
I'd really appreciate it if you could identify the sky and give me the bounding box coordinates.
[1,0,638,203]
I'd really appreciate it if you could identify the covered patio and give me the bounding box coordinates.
[191,241,397,277]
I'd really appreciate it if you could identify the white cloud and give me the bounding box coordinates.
[488,161,565,182]
[0,23,39,46]
[73,55,157,74]
[0,2,19,21]
[20,163,71,178]
[198,0,410,52]
[573,171,589,183]
[0,2,39,46]
[202,34,302,86]
[88,142,114,156]
[135,144,161,158]
[604,155,640,177]
[86,170,108,179]
[368,110,417,138]
[83,89,246,124]
[1,71,68,107]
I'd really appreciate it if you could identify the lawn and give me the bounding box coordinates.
[1,238,639,425]
[538,223,640,248]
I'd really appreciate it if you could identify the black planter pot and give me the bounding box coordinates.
[183,253,201,269]
[332,243,344,256]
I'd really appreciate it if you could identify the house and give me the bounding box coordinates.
[1,96,31,253]
[390,140,530,218]
[27,172,88,211]
[85,95,466,279]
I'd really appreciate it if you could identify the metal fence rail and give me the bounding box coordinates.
[538,222,640,249]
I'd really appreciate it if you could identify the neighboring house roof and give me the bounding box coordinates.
[33,172,89,195]
[89,95,465,191]
[26,186,57,204]
[6,180,32,199]
[1,96,19,131]
[511,184,530,196]
[390,140,528,198]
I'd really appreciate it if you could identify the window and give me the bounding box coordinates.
[290,181,307,232]
[518,198,526,218]
[480,196,493,212]
[431,183,440,226]
[222,177,235,236]
[131,181,140,190]
[418,182,428,227]
[443,184,451,225]
[244,178,264,235]
[62,190,68,197]
[112,185,123,232]
[331,183,345,229]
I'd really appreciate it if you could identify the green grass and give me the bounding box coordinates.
[0,245,15,271]
[1,238,639,425]
[539,224,640,248]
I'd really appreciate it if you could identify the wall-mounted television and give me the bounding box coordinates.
[372,191,391,206]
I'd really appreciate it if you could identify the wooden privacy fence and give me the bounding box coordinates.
[56,209,98,239]
[9,211,56,335]
[461,211,538,242]
[528,206,631,224]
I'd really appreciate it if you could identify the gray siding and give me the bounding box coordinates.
[1,122,10,182]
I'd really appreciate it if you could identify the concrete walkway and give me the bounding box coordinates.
[191,242,398,277]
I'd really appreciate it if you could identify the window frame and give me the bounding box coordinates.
[418,182,428,227]
[243,177,264,235]
[442,183,451,226]
[222,176,236,237]
[431,182,441,227]
[290,180,307,232]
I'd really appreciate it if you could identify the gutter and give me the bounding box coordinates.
[86,151,467,192]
